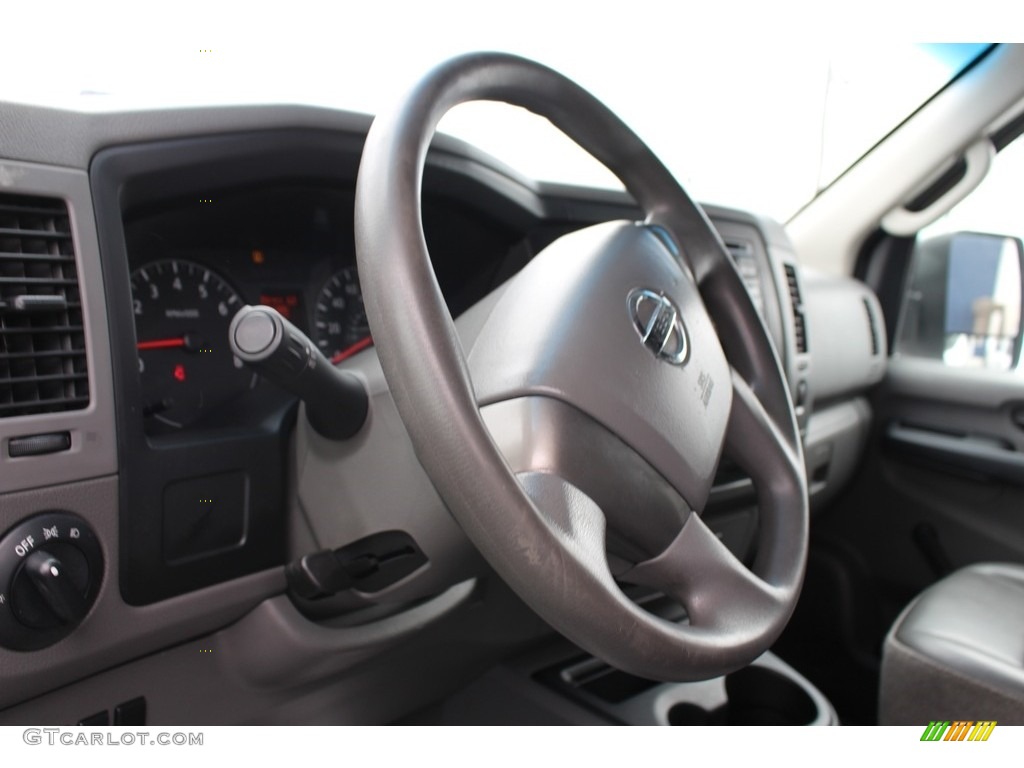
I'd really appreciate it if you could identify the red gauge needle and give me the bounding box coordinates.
[137,337,187,351]
[331,336,374,364]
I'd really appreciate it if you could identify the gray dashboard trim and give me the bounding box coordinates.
[802,270,886,403]
[0,160,118,494]
[886,356,1024,408]
[0,477,285,712]
[219,580,477,689]
[0,100,540,184]
[804,398,872,511]
[0,567,550,726]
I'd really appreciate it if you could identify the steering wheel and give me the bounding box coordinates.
[354,52,807,681]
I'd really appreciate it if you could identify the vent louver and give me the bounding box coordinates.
[782,263,808,354]
[0,193,89,418]
[863,297,880,356]
[724,240,750,260]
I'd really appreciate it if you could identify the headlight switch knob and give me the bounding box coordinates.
[0,512,103,651]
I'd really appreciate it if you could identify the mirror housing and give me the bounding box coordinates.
[896,231,1024,371]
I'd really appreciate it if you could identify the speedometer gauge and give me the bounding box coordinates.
[131,259,255,432]
[313,266,373,363]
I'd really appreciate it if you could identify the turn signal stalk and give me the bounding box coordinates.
[229,305,369,440]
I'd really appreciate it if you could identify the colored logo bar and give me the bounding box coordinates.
[920,721,997,741]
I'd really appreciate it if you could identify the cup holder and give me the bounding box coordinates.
[538,650,834,726]
[668,667,818,726]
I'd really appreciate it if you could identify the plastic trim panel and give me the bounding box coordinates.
[0,476,284,712]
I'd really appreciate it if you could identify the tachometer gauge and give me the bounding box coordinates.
[131,259,255,431]
[313,266,373,363]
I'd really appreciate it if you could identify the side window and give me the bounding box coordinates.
[894,137,1024,372]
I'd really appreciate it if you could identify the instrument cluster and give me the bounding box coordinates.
[128,251,369,434]
[123,182,513,436]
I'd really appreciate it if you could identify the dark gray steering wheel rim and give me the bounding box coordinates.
[354,52,807,681]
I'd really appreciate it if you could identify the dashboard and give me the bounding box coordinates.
[0,102,884,723]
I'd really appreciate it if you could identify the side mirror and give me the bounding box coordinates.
[896,231,1024,371]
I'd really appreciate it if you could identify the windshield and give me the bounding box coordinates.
[0,5,987,221]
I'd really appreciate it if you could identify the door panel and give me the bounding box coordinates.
[819,359,1024,597]
[777,358,1024,724]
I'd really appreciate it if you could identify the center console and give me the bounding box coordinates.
[539,650,836,726]
[402,636,839,726]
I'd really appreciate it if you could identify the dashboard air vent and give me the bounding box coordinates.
[782,263,808,354]
[863,297,880,356]
[0,193,89,418]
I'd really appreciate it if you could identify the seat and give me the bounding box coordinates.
[879,562,1024,724]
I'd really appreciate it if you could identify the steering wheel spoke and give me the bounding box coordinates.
[624,512,785,634]
[481,397,695,565]
[724,367,808,588]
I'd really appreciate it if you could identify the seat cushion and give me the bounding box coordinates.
[879,562,1024,725]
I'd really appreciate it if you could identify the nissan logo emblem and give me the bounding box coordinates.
[628,289,689,365]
